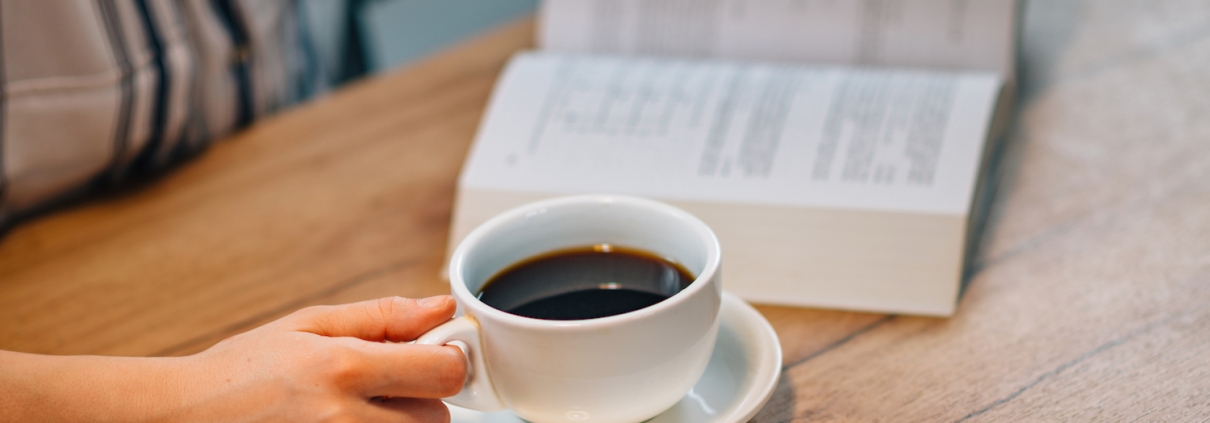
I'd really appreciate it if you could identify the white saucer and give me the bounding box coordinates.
[448,291,782,423]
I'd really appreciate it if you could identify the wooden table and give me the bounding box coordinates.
[3,2,1209,421]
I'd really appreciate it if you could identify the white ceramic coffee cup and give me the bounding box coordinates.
[416,195,722,423]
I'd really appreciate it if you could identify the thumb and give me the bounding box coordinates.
[286,296,456,342]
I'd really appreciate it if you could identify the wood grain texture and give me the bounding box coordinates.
[3,1,1210,421]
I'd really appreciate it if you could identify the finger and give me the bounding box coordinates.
[364,397,450,423]
[346,341,468,399]
[288,296,456,342]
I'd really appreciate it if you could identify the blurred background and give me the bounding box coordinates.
[320,0,536,78]
[0,0,540,226]
[353,0,537,71]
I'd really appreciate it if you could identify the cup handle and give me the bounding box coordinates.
[415,316,506,411]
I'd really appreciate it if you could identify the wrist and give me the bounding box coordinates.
[0,350,196,423]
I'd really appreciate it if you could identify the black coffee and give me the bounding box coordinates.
[478,245,695,320]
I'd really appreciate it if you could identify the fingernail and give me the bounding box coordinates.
[419,295,450,308]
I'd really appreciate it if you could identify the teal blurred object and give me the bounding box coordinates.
[358,0,538,72]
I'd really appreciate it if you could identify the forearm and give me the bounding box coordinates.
[0,350,191,422]
[0,296,464,423]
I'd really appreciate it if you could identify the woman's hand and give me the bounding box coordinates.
[0,296,467,423]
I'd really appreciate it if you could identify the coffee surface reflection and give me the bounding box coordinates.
[477,244,695,320]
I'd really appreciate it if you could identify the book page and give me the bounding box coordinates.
[539,0,1019,78]
[461,53,1002,215]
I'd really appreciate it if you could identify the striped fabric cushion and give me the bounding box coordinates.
[0,0,348,227]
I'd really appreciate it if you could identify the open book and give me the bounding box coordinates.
[449,0,1020,316]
